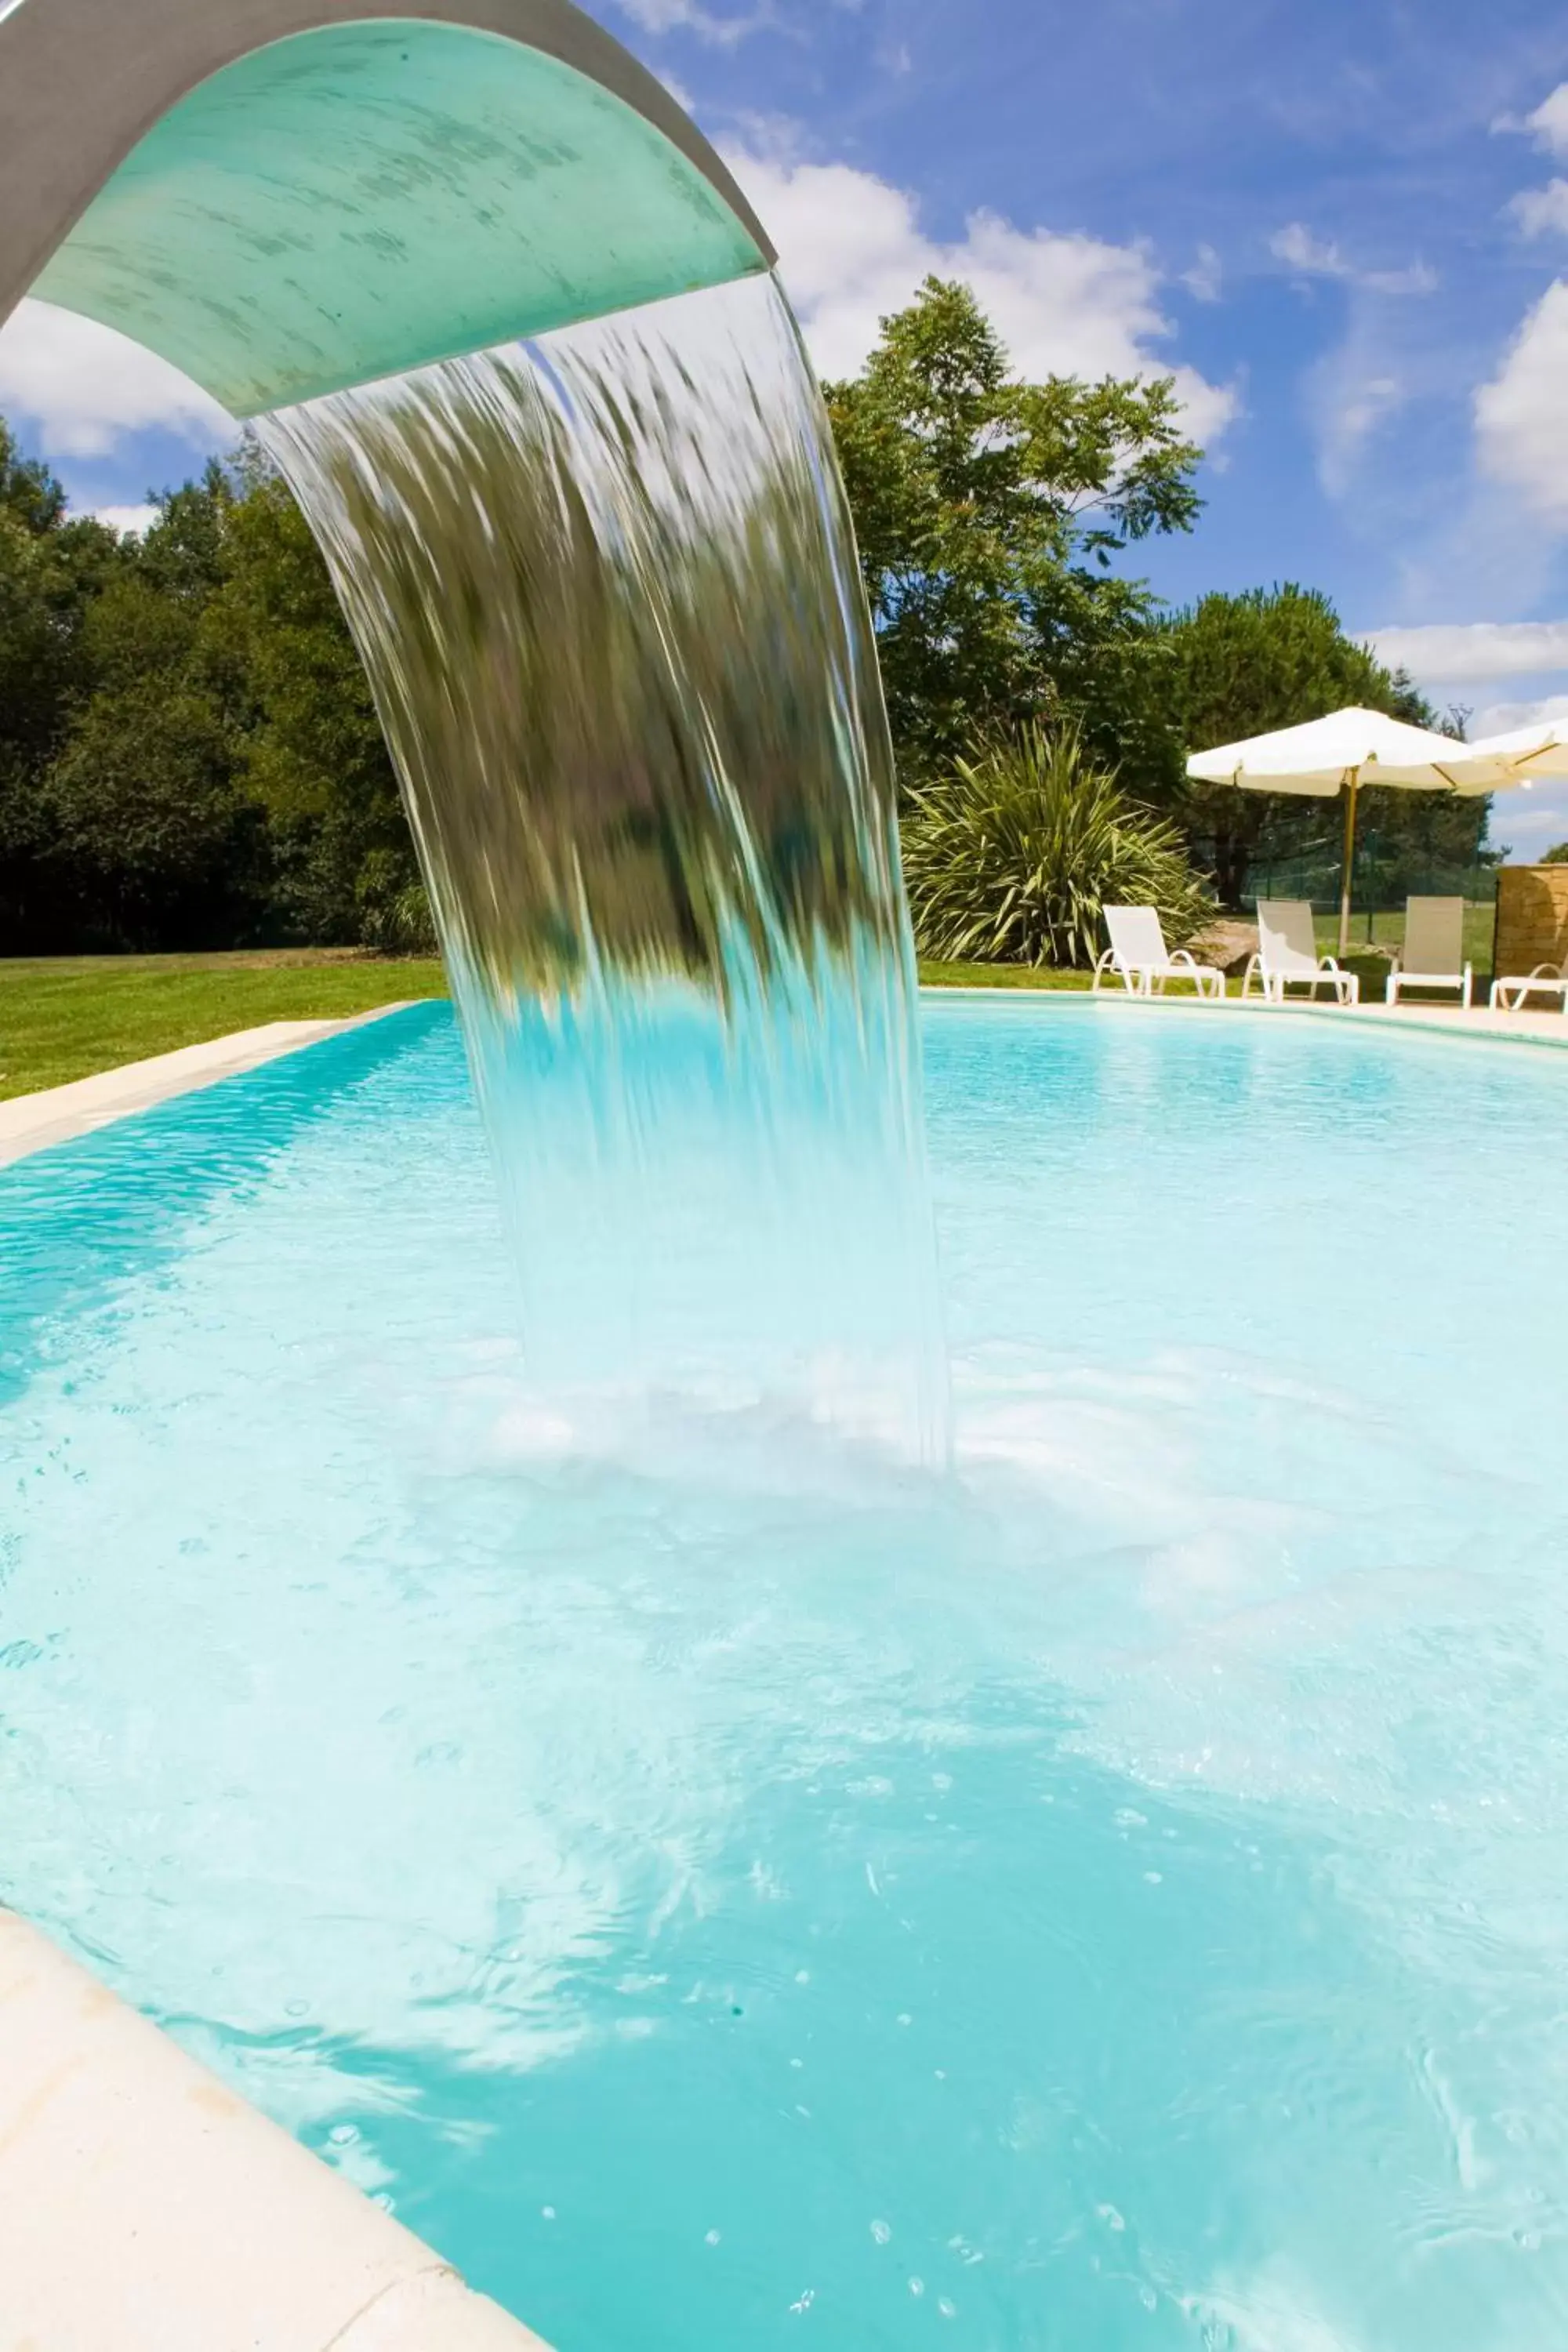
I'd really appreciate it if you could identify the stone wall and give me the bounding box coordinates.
[1495,866,1568,977]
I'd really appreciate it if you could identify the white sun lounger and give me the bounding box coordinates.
[1490,953,1568,1013]
[1385,897,1472,1009]
[1243,900,1359,1006]
[1092,905,1225,999]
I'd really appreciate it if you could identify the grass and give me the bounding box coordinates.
[916,959,1093,991]
[0,949,447,1100]
[2,949,1114,1101]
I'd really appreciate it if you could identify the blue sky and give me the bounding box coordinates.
[9,0,1568,845]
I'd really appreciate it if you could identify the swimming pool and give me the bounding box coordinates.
[3,997,1566,2349]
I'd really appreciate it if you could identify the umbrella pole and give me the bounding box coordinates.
[1337,768,1359,959]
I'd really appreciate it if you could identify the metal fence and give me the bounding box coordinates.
[1239,855,1499,921]
[1231,858,1501,975]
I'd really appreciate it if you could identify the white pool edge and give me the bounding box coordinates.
[0,1907,551,2351]
[920,985,1568,1051]
[0,1002,421,1166]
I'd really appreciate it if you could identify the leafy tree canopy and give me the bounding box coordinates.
[0,424,424,953]
[824,278,1204,785]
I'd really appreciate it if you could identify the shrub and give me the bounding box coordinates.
[900,724,1211,967]
[354,848,438,956]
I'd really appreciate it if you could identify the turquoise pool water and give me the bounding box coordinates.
[3,998,1567,2349]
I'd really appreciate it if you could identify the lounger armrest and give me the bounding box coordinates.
[1160,948,1224,1000]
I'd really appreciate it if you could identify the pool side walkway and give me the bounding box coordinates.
[1184,994,1568,1048]
[1332,998,1568,1047]
[0,1908,550,2352]
[931,985,1568,1051]
[0,1003,415,1166]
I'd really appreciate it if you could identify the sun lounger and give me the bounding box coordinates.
[1385,897,1472,1009]
[1242,900,1359,1006]
[1092,906,1225,999]
[1490,955,1568,1013]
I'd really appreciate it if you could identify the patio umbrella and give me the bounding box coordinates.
[1186,706,1485,956]
[1417,716,1568,789]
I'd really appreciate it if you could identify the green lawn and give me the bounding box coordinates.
[916,959,1093,991]
[0,949,447,1101]
[0,949,1116,1101]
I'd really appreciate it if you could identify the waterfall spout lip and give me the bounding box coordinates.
[0,0,776,415]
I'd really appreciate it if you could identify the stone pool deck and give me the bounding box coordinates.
[931,982,1568,1050]
[0,1003,415,1166]
[1327,998,1568,1047]
[0,1909,549,2352]
[1109,993,1568,1049]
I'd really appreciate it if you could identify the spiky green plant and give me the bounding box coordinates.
[901,725,1210,968]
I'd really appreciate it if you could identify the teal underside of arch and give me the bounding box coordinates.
[30,20,768,416]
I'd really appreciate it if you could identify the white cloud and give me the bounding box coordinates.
[723,146,1237,443]
[1526,83,1568,158]
[1181,244,1223,303]
[1271,222,1436,297]
[1509,178,1568,238]
[1313,365,1403,498]
[1364,619,1568,684]
[1272,222,1348,278]
[614,0,762,42]
[1470,688,1568,735]
[1475,279,1568,520]
[1267,220,1439,502]
[90,503,160,538]
[0,299,231,459]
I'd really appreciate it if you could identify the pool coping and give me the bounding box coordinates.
[920,985,1568,1052]
[0,1907,550,2351]
[0,1002,418,1167]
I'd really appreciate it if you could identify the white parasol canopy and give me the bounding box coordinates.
[1186,706,1493,954]
[1410,715,1568,791]
[1186,706,1476,794]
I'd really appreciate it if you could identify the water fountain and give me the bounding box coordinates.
[0,4,940,2343]
[3,0,942,1454]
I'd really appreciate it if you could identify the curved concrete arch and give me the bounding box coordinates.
[0,0,775,414]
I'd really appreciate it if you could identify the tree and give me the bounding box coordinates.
[209,451,420,946]
[1162,583,1491,906]
[0,423,133,944]
[40,467,266,947]
[0,411,430,953]
[901,724,1209,968]
[824,278,1203,786]
[0,416,67,535]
